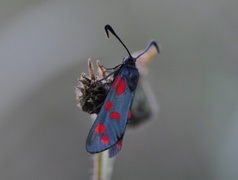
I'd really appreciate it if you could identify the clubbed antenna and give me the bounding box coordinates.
[135,41,160,60]
[104,24,132,57]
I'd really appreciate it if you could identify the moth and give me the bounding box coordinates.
[86,25,160,157]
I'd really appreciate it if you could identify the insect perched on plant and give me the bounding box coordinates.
[85,24,160,157]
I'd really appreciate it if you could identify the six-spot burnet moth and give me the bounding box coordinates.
[85,24,160,157]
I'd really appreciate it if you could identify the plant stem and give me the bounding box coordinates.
[92,153,102,180]
[91,115,115,180]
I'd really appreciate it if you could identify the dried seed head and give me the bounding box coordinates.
[75,59,113,114]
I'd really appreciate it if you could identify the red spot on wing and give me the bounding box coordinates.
[110,112,120,120]
[116,78,126,95]
[112,76,120,88]
[105,101,112,111]
[100,134,110,144]
[116,139,122,149]
[127,109,131,119]
[95,124,106,134]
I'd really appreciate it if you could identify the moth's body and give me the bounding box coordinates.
[119,57,139,91]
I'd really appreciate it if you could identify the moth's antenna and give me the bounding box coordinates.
[135,41,160,59]
[105,24,132,57]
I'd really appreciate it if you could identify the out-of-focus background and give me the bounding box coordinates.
[1,0,238,179]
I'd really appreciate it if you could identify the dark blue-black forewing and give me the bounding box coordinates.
[86,69,138,154]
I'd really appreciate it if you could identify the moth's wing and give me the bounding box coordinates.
[86,74,136,153]
[108,108,132,158]
[108,134,124,158]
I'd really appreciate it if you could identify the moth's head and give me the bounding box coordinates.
[123,56,136,64]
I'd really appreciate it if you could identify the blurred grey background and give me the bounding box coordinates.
[1,0,238,179]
